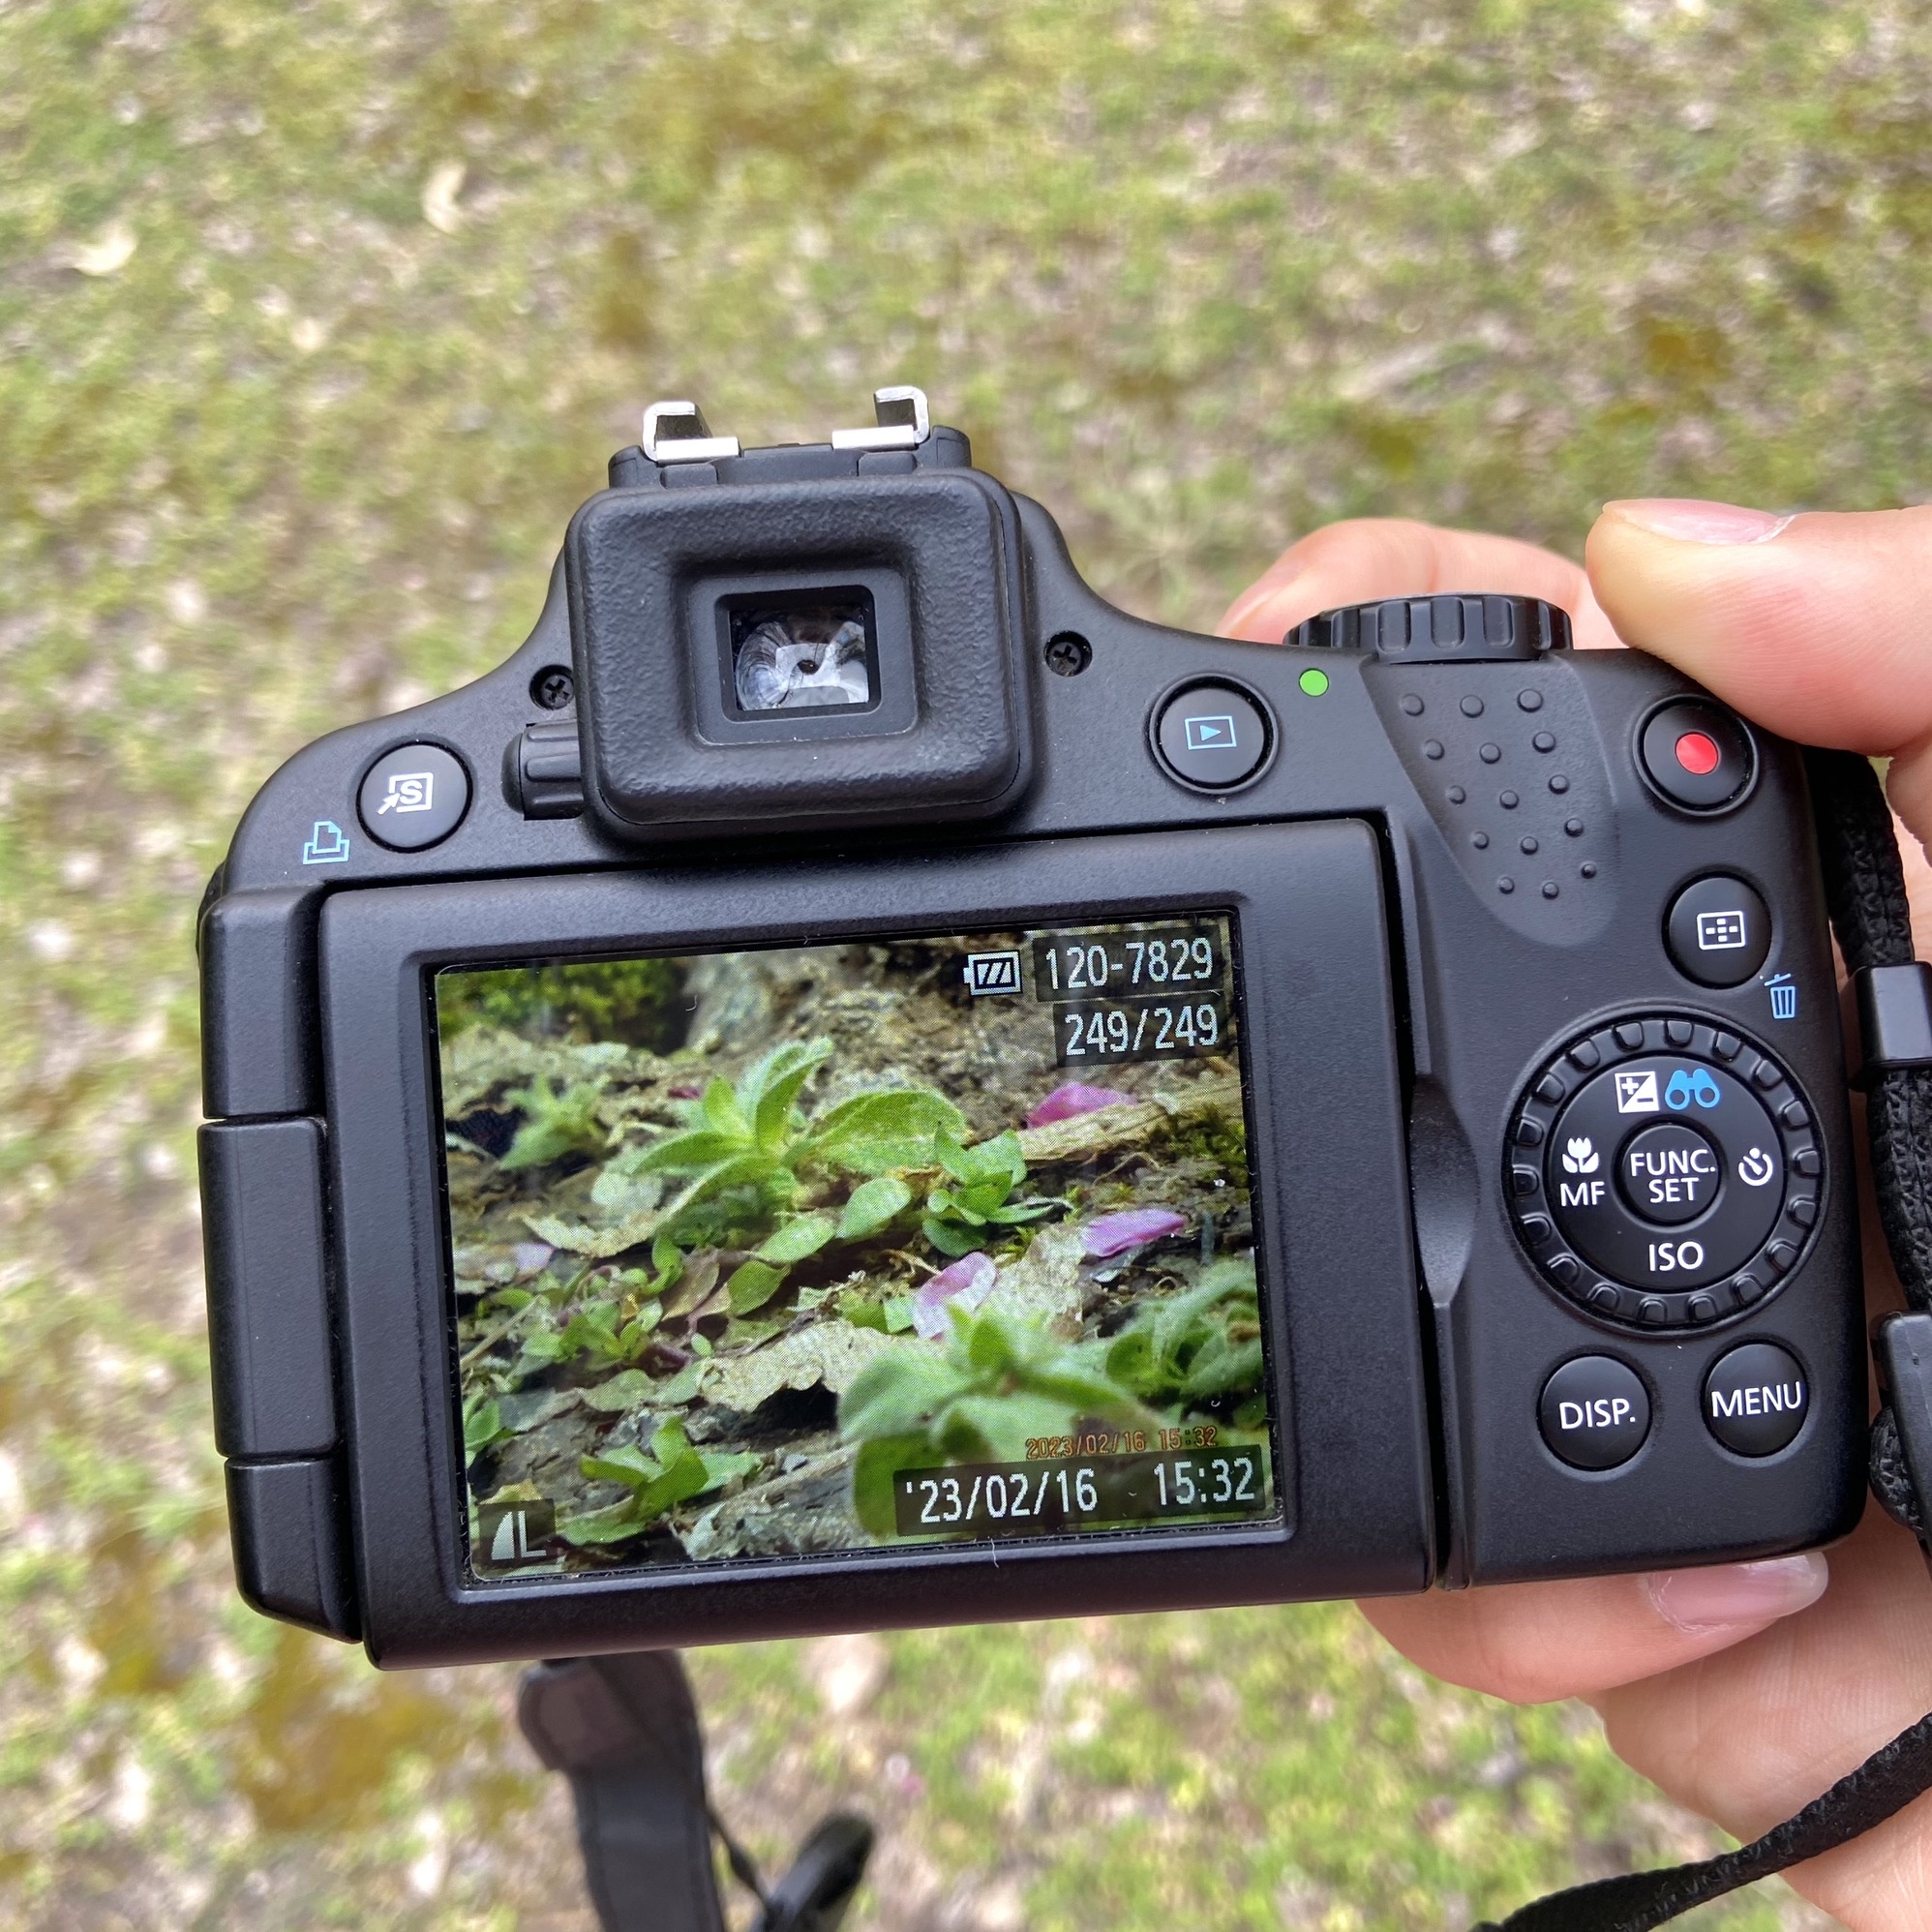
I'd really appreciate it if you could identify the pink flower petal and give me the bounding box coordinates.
[911,1251,997,1340]
[513,1242,556,1277]
[1025,1082,1134,1128]
[1082,1208,1186,1259]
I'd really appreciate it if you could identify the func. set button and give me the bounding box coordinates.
[1617,1122,1722,1225]
[1539,1356,1651,1470]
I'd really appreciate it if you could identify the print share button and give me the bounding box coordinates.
[358,742,471,852]
[1154,682,1273,790]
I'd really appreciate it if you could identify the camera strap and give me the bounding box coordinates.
[1479,747,1932,1930]
[516,1651,732,1932]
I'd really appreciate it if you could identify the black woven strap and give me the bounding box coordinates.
[1479,1711,1932,1931]
[1479,749,1932,1930]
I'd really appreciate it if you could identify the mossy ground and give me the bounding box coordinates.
[7,0,1926,1923]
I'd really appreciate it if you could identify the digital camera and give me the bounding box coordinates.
[197,389,1862,1667]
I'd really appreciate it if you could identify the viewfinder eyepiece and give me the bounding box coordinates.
[726,593,878,714]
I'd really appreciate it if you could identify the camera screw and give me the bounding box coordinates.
[1044,632,1093,678]
[530,666,574,710]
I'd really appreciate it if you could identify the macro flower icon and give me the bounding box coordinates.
[1561,1137,1600,1176]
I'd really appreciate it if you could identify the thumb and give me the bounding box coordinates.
[1585,500,1932,847]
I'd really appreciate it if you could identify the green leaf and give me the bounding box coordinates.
[583,1369,657,1413]
[1182,1337,1265,1400]
[835,1175,912,1241]
[921,1214,983,1257]
[985,1199,1057,1226]
[582,1444,658,1488]
[843,1300,888,1333]
[556,1497,651,1546]
[839,1345,972,1441]
[463,1400,504,1452]
[757,1213,836,1263]
[725,1259,788,1314]
[932,1132,976,1185]
[699,1075,751,1139]
[698,1448,761,1492]
[851,1434,933,1540]
[499,1079,610,1170]
[721,1316,787,1350]
[652,1360,708,1404]
[964,1310,1023,1375]
[883,1296,917,1333]
[633,1127,750,1174]
[943,1390,1084,1464]
[937,1130,1026,1191]
[745,1038,835,1152]
[632,1448,713,1520]
[806,1089,965,1173]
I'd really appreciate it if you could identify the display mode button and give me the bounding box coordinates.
[1618,1122,1722,1225]
[1666,875,1772,988]
[1539,1356,1650,1470]
[1704,1342,1808,1456]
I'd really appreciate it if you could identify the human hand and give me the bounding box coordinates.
[1222,503,1932,1929]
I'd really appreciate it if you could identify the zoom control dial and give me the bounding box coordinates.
[1508,1015,1823,1329]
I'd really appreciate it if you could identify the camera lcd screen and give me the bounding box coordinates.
[434,916,1279,1581]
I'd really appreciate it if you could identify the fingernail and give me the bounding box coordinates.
[1606,498,1795,545]
[1222,560,1305,637]
[1645,1552,1827,1634]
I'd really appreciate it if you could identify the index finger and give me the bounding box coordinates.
[1219,517,1622,651]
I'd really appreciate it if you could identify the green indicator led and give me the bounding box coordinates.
[1299,666,1330,697]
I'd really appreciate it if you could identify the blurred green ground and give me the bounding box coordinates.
[3,1,1927,1924]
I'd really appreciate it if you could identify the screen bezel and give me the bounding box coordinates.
[317,821,1434,1664]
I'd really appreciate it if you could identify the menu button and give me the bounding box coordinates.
[1704,1342,1808,1456]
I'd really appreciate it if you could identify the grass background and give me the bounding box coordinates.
[4,0,1929,1924]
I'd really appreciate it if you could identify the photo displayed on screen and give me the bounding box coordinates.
[436,916,1278,1578]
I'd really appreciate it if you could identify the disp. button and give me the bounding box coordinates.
[1539,1356,1651,1471]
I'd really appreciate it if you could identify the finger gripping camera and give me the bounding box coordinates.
[198,391,1862,1666]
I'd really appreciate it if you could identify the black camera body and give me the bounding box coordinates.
[198,393,1863,1668]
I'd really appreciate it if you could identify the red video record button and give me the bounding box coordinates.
[1674,730,1721,776]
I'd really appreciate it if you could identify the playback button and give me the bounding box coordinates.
[1153,683,1273,790]
[1539,1356,1651,1470]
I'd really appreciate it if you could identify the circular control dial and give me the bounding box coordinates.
[1508,1015,1823,1329]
